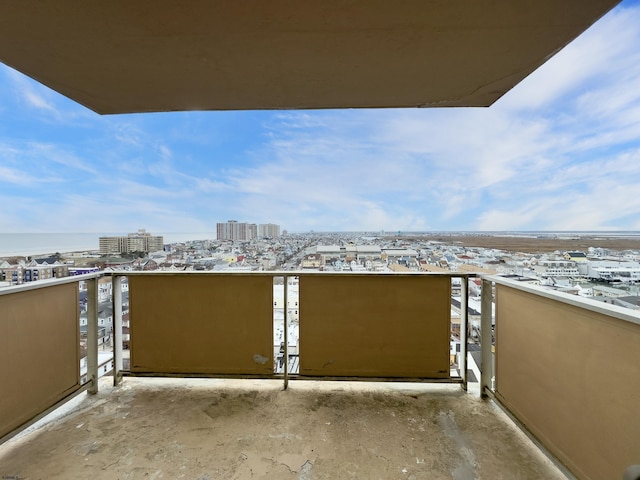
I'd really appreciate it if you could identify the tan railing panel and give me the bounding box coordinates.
[495,285,640,480]
[299,275,451,377]
[129,275,273,375]
[0,284,79,438]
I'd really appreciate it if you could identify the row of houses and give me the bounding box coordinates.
[301,245,419,270]
[0,258,69,286]
[0,257,110,286]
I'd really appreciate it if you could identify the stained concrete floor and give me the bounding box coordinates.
[0,377,567,480]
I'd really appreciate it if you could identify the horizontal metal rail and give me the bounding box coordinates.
[483,273,640,326]
[0,271,103,296]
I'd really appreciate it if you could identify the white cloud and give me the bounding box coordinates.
[498,4,640,111]
[30,143,98,174]
[6,67,59,114]
[23,90,56,112]
[0,165,40,186]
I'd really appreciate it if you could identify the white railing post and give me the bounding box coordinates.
[87,277,99,394]
[112,275,123,386]
[480,278,493,398]
[459,275,468,391]
[283,274,289,390]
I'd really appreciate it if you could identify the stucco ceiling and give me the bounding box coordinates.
[0,1,619,114]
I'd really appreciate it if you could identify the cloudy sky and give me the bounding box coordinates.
[1,2,640,235]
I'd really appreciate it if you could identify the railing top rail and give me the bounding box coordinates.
[110,270,474,279]
[0,272,104,296]
[482,274,640,327]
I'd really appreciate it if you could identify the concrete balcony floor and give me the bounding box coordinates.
[0,377,567,480]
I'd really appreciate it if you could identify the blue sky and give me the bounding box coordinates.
[1,2,640,234]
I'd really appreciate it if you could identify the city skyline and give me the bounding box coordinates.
[1,1,640,233]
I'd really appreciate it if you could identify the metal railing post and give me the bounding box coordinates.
[283,274,289,390]
[87,277,99,394]
[112,275,123,386]
[459,275,468,391]
[480,278,493,398]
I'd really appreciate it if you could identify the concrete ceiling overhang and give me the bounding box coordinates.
[0,1,620,114]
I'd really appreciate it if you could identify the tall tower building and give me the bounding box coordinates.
[258,223,280,238]
[216,220,257,241]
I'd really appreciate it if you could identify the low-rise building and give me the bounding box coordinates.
[533,260,579,277]
[99,229,164,255]
[586,260,640,283]
[0,259,69,285]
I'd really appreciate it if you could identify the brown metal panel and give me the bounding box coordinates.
[0,1,619,113]
[299,275,450,378]
[495,286,640,480]
[0,284,80,438]
[129,275,273,375]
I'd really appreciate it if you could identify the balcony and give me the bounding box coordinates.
[1,272,639,479]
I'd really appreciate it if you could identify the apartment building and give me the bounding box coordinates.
[533,260,580,278]
[586,260,640,283]
[0,260,69,285]
[258,223,281,238]
[216,220,257,241]
[99,229,164,255]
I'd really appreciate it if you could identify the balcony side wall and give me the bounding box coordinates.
[0,283,80,438]
[495,285,640,480]
[128,275,273,375]
[299,275,451,378]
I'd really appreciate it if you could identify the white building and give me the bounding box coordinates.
[533,260,580,278]
[586,261,640,283]
[258,223,281,238]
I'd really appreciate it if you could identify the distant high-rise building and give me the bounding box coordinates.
[216,220,257,241]
[249,223,258,240]
[99,229,164,255]
[258,223,280,238]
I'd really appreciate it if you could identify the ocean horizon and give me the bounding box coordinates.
[0,232,217,258]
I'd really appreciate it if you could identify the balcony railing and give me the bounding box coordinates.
[1,271,639,479]
[0,273,103,442]
[117,272,468,386]
[480,275,640,480]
